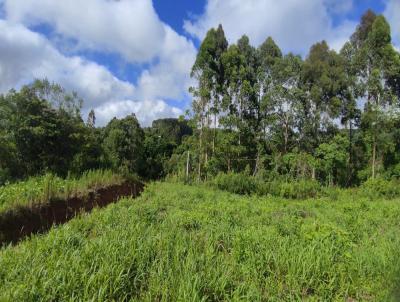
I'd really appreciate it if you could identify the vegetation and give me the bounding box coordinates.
[0,183,399,301]
[0,80,190,185]
[0,170,123,214]
[0,8,399,301]
[210,172,400,200]
[168,10,400,187]
[1,10,399,190]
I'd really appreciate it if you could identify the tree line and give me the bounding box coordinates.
[0,79,191,184]
[172,10,400,187]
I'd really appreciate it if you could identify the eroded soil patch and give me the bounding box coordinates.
[0,181,143,246]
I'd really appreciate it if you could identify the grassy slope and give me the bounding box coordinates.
[0,170,124,214]
[0,183,399,301]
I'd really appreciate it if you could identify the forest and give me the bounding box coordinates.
[1,10,400,190]
[184,9,400,187]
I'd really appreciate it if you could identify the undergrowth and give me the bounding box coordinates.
[210,172,400,200]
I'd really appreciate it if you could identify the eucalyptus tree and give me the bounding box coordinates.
[220,44,245,132]
[339,42,362,185]
[268,53,303,156]
[254,37,283,172]
[190,24,228,178]
[349,11,400,178]
[300,41,348,178]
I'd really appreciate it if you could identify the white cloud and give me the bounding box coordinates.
[94,99,182,126]
[184,0,356,55]
[0,20,182,126]
[0,0,196,126]
[136,25,196,101]
[2,0,197,100]
[3,0,165,63]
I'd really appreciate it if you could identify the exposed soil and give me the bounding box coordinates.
[0,181,144,246]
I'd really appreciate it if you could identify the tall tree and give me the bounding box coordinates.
[300,41,347,177]
[255,37,283,173]
[268,53,303,156]
[339,42,361,185]
[190,24,228,179]
[350,13,400,178]
[1,81,85,178]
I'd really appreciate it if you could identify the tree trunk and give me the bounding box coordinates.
[186,151,190,182]
[284,116,289,154]
[212,113,216,155]
[253,150,260,176]
[198,118,203,182]
[372,137,376,179]
[348,119,353,185]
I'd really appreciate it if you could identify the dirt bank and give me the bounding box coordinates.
[0,181,143,246]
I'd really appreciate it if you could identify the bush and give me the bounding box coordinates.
[211,173,323,199]
[0,168,11,186]
[277,180,321,199]
[321,186,341,201]
[360,178,400,199]
[212,173,257,195]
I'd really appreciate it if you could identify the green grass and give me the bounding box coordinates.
[0,182,399,301]
[0,170,124,214]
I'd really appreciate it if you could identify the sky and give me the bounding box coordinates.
[0,0,399,126]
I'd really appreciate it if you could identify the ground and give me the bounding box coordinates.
[0,182,399,301]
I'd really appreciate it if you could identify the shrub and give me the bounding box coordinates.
[277,180,321,199]
[212,172,257,195]
[321,186,341,201]
[360,178,400,199]
[211,173,323,199]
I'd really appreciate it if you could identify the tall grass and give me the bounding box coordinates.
[0,182,399,301]
[211,172,323,199]
[0,170,124,214]
[211,172,400,200]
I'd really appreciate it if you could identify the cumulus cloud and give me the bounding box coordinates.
[0,20,182,126]
[94,99,182,126]
[136,25,196,101]
[0,0,196,126]
[3,0,165,63]
[2,0,197,100]
[184,0,356,54]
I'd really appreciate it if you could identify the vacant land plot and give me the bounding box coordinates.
[0,183,399,301]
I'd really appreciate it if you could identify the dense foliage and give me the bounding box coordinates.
[168,10,400,187]
[0,183,399,301]
[210,171,400,200]
[0,80,191,184]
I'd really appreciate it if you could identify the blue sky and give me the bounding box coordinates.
[0,0,398,126]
